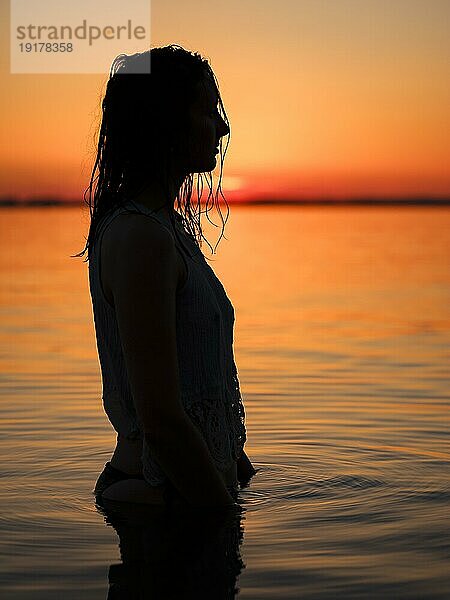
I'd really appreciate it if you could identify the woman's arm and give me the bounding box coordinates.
[110,215,235,508]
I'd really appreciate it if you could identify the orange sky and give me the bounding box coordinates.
[0,0,449,202]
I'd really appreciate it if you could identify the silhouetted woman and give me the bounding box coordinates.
[77,45,256,508]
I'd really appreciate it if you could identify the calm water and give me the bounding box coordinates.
[0,205,449,599]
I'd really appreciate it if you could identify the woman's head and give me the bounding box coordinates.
[77,44,231,261]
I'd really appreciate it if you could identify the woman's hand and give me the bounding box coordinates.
[237,450,257,486]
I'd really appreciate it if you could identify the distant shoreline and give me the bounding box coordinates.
[0,197,449,207]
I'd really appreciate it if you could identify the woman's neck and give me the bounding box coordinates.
[130,172,186,214]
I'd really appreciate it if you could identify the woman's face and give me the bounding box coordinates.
[183,73,230,173]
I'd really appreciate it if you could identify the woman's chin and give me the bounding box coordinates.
[206,153,219,170]
[190,155,218,174]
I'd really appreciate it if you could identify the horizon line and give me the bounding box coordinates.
[0,196,449,207]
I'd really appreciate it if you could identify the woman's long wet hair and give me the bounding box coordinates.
[73,44,231,263]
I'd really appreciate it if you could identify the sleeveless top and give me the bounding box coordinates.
[88,199,247,485]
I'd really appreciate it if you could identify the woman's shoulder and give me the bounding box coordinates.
[104,210,177,263]
[99,210,179,300]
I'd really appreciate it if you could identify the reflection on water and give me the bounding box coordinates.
[96,499,245,599]
[0,205,449,599]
